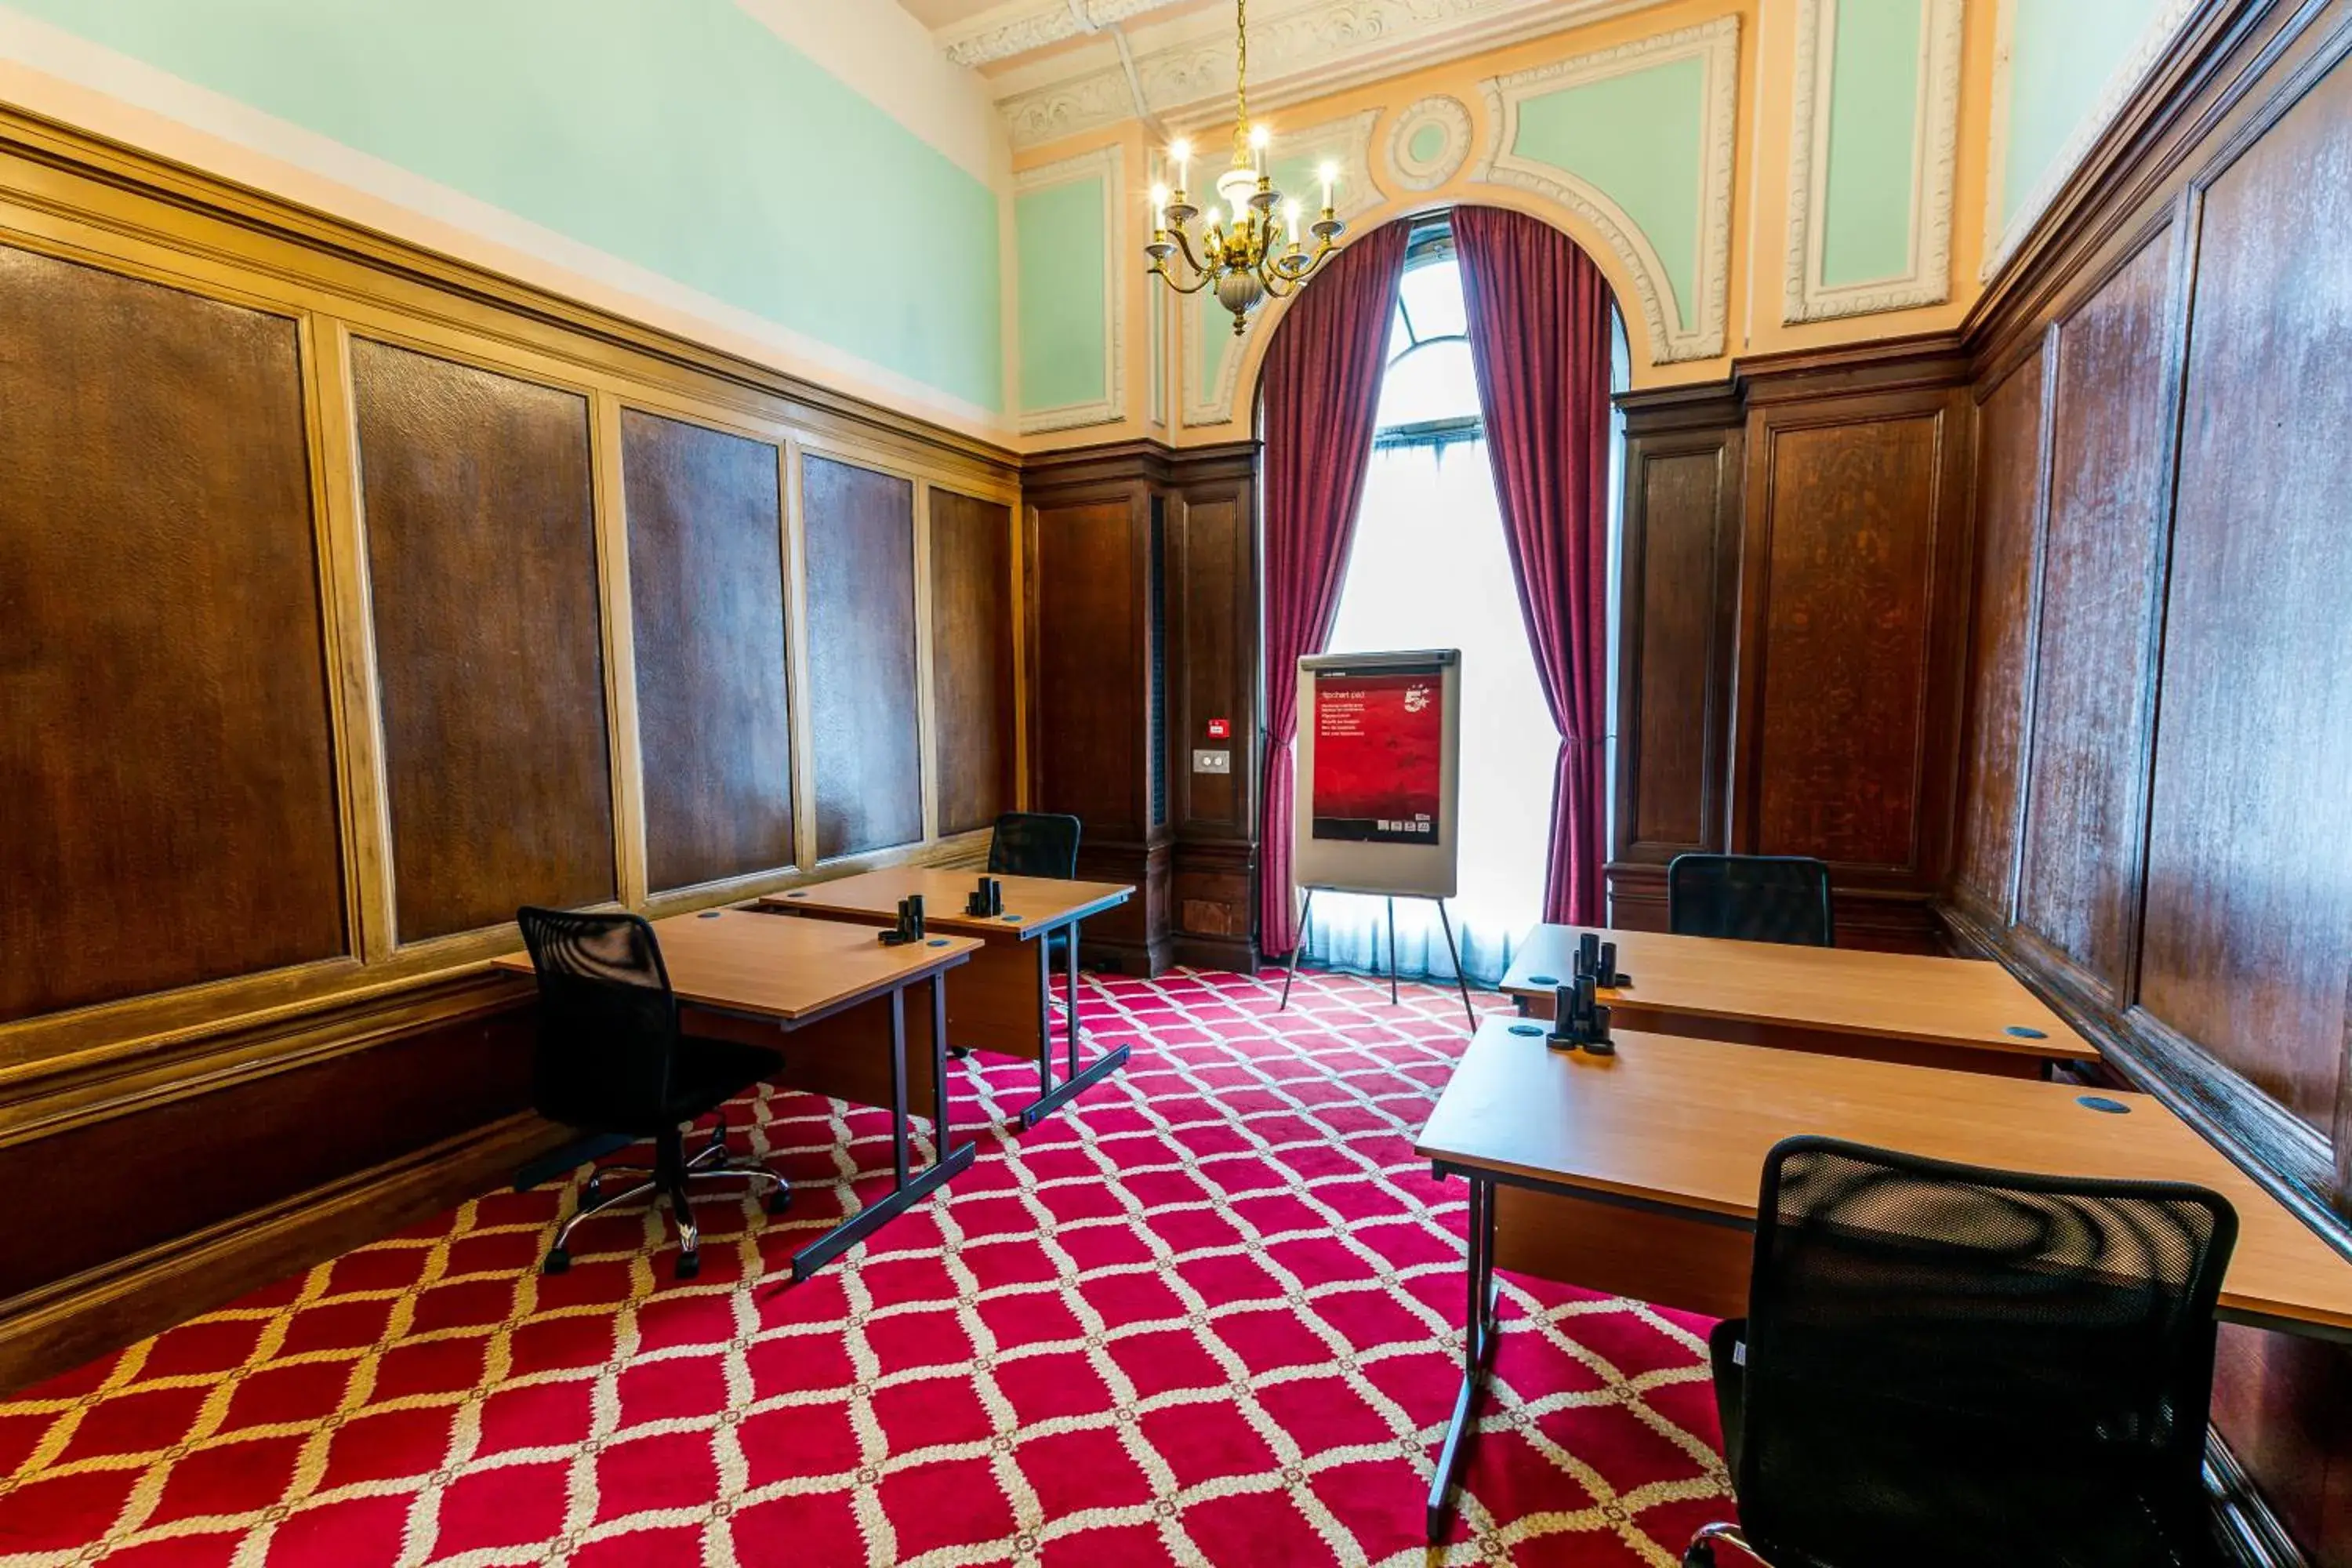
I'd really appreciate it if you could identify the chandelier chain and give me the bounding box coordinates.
[1233,0,1248,162]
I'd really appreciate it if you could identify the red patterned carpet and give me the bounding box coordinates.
[0,967,1729,1566]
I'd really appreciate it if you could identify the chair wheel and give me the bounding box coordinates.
[675,1250,701,1280]
[1682,1544,1715,1568]
[541,1247,571,1276]
[582,1178,602,1203]
[766,1186,794,1215]
[949,1046,973,1060]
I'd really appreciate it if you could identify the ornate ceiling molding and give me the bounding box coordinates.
[1014,144,1130,434]
[1783,0,1963,325]
[941,0,1189,68]
[1473,16,1740,364]
[993,0,1654,152]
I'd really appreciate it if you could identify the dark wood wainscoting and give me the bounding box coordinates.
[1608,343,1973,953]
[1944,2,2352,1559]
[0,107,1021,1394]
[1021,440,1264,976]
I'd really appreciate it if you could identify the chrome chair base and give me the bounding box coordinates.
[543,1120,791,1280]
[1682,1522,1758,1567]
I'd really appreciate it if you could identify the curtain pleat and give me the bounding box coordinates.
[1255,221,1411,960]
[1452,205,1614,925]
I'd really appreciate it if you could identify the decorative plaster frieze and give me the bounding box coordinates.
[942,0,1189,68]
[994,0,1653,151]
[1179,110,1382,428]
[1980,0,2201,283]
[1015,145,1129,434]
[1783,0,1963,325]
[1385,94,1475,192]
[1473,16,1740,364]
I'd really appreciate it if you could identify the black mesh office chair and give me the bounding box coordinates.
[1668,853,1835,947]
[1686,1136,2237,1568]
[517,907,793,1280]
[989,811,1082,880]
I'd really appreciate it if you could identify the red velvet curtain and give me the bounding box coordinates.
[1453,205,1614,925]
[1257,220,1410,960]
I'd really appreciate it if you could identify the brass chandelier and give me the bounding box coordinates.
[1144,0,1347,335]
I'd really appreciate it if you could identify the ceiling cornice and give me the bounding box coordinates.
[983,0,1659,151]
[939,0,1196,68]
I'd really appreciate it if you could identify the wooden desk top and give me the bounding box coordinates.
[1501,924,2094,1062]
[758,867,1132,940]
[1417,1018,2352,1338]
[492,908,981,1023]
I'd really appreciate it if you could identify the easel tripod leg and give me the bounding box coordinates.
[1435,899,1475,1029]
[1279,887,1316,1011]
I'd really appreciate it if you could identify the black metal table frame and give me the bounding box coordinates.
[1016,913,1131,1128]
[517,954,979,1285]
[1421,1157,1752,1542]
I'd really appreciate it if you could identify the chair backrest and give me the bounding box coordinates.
[988,811,1082,879]
[515,906,680,1130]
[1735,1135,2238,1568]
[1668,852,1834,946]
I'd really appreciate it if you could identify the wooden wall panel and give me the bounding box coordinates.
[622,410,794,892]
[1630,452,1730,849]
[1943,13,2352,1561]
[2139,61,2352,1135]
[0,245,345,1022]
[2014,234,2176,994]
[1749,414,1944,871]
[1167,445,1261,970]
[929,489,1017,839]
[1033,499,1145,837]
[802,454,923,858]
[354,341,615,942]
[1950,350,2045,917]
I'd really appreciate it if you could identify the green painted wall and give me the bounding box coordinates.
[1015,173,1109,413]
[13,0,1005,414]
[2002,0,2172,230]
[1512,57,1704,330]
[1820,0,1922,285]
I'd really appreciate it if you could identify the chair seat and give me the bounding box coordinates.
[540,1034,780,1138]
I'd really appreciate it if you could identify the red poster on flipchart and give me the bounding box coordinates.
[1309,668,1443,845]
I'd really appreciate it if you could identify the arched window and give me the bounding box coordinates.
[1305,214,1625,985]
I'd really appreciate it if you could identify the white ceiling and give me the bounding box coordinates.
[892,0,1672,150]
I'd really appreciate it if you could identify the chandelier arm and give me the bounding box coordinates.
[1166,227,1208,273]
[1151,263,1218,296]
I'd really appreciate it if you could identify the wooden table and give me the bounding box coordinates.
[495,908,984,1280]
[761,866,1134,1127]
[1410,1017,2352,1538]
[1500,924,2096,1076]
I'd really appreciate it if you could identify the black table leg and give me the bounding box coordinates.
[1065,917,1083,1079]
[1426,1172,1500,1541]
[931,971,953,1142]
[789,980,976,1281]
[1021,918,1130,1128]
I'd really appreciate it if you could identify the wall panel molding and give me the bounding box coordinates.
[1015,144,1127,435]
[1472,17,1740,363]
[1784,0,1965,324]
